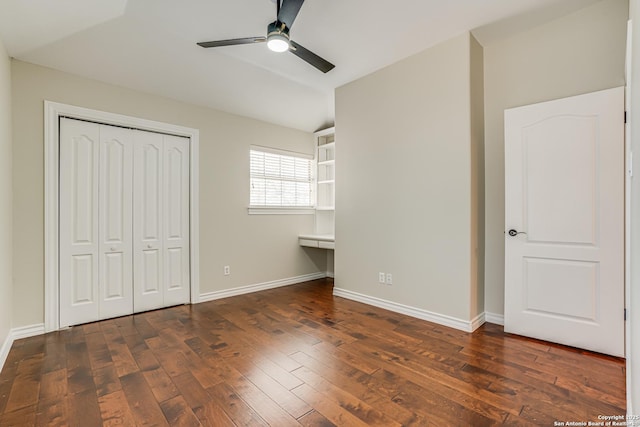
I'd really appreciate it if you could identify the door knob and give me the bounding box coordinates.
[110,247,116,251]
[147,244,152,249]
[507,229,527,237]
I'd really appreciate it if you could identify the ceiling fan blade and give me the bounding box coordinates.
[290,41,335,73]
[277,0,305,29]
[197,37,266,48]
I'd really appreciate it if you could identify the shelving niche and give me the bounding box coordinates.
[299,127,335,251]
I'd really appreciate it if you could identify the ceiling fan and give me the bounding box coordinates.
[197,0,335,73]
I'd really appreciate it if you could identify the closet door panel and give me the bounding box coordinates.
[103,253,124,297]
[60,118,100,327]
[163,135,190,306]
[98,125,134,319]
[71,255,94,305]
[60,120,192,326]
[141,250,161,291]
[142,145,161,241]
[167,248,184,289]
[133,130,164,312]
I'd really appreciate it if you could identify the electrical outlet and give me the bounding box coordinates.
[378,272,385,283]
[224,265,230,276]
[385,273,393,285]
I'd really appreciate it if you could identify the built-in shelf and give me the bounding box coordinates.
[300,127,335,251]
[318,142,335,150]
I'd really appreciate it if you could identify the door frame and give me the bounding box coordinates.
[44,101,200,332]
[625,17,633,411]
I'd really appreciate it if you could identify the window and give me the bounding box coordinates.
[249,146,314,213]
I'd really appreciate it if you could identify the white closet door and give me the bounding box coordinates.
[60,119,135,326]
[133,130,165,312]
[133,131,190,311]
[60,118,100,327]
[98,125,134,319]
[163,135,190,306]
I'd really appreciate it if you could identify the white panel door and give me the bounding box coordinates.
[133,130,165,312]
[60,118,100,327]
[163,135,191,306]
[133,131,190,311]
[98,125,134,319]
[504,87,624,357]
[61,120,191,324]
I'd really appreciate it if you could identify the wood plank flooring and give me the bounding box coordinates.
[0,279,626,426]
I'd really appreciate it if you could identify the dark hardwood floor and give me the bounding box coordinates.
[0,278,626,426]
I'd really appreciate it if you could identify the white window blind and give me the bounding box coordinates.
[250,147,313,208]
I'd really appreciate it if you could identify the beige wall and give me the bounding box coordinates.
[482,0,628,315]
[470,35,485,319]
[0,39,12,346]
[335,33,479,321]
[629,0,639,415]
[11,60,326,328]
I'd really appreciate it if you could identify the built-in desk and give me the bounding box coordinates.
[298,234,335,250]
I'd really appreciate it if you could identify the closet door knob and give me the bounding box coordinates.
[110,247,116,251]
[147,244,152,249]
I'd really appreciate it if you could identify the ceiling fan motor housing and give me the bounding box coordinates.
[267,21,289,38]
[266,21,291,52]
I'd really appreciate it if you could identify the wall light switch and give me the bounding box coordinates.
[224,266,230,276]
[378,272,385,283]
[385,273,393,285]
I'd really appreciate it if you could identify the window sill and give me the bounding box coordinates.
[248,207,316,215]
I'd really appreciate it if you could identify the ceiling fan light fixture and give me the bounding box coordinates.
[266,21,290,53]
[267,31,290,52]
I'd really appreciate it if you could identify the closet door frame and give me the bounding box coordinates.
[44,101,200,332]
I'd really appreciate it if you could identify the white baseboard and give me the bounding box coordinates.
[0,323,46,372]
[199,272,328,303]
[470,312,486,331]
[333,287,485,333]
[0,331,11,372]
[485,312,505,326]
[10,323,45,340]
[326,271,335,279]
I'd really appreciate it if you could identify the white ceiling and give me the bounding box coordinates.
[0,0,598,132]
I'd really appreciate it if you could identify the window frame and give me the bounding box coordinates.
[248,145,315,215]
